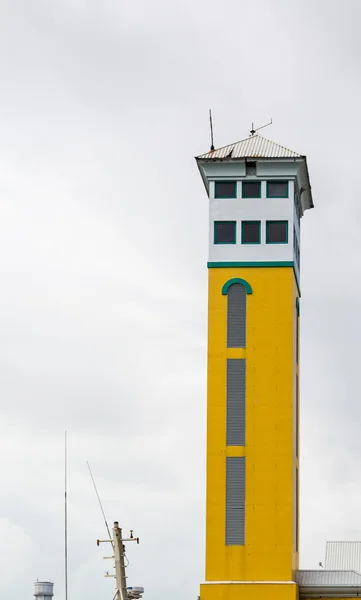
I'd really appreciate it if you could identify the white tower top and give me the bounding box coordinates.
[34,581,54,600]
[196,134,313,290]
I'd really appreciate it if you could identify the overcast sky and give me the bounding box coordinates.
[0,0,361,598]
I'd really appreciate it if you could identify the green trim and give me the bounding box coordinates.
[266,180,289,198]
[214,180,237,199]
[214,221,236,245]
[241,221,261,245]
[207,262,301,296]
[222,278,253,295]
[296,298,300,316]
[208,261,294,268]
[242,181,261,198]
[266,220,289,244]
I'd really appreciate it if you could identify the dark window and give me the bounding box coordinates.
[242,181,261,198]
[226,457,245,545]
[214,221,236,244]
[267,181,289,198]
[226,359,246,445]
[242,221,261,244]
[266,221,288,244]
[215,181,237,198]
[227,284,246,348]
[246,161,256,175]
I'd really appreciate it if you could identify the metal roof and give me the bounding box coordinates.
[297,570,361,586]
[326,541,361,571]
[196,134,301,160]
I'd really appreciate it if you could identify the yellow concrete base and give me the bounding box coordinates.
[201,582,299,600]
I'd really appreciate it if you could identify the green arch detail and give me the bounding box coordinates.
[222,278,253,295]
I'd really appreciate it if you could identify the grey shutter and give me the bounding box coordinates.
[226,359,246,446]
[296,374,299,458]
[226,457,245,545]
[227,284,246,348]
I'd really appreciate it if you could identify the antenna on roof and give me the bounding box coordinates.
[209,109,215,151]
[87,461,112,543]
[65,431,68,600]
[250,118,273,136]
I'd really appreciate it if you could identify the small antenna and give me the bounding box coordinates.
[250,118,273,136]
[65,431,68,600]
[87,461,113,543]
[209,109,215,151]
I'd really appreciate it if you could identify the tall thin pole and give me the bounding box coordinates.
[65,431,68,600]
[87,461,112,543]
[209,109,215,151]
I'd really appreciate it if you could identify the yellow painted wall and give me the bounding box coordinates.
[200,582,299,600]
[205,267,299,584]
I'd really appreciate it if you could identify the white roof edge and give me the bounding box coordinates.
[297,569,361,586]
[196,134,302,160]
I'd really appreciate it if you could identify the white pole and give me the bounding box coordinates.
[65,431,68,600]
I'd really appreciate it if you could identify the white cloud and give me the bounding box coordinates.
[0,519,39,595]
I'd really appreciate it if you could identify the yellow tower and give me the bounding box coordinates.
[196,134,313,600]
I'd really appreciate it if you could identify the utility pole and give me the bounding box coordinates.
[97,521,142,600]
[113,522,129,600]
